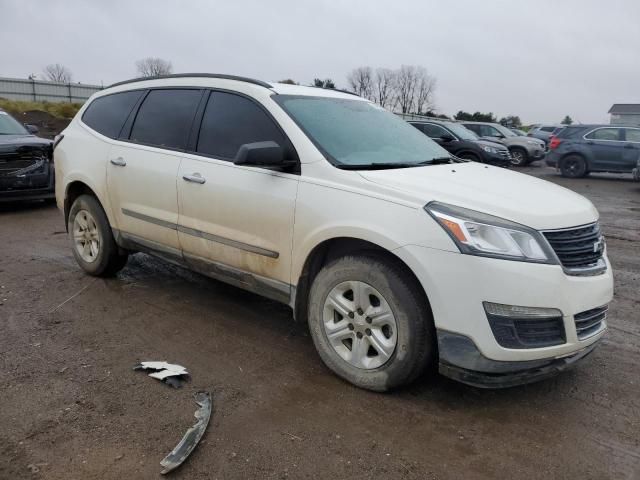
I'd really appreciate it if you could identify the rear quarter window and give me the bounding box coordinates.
[82,91,144,139]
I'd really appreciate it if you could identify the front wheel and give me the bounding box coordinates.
[68,194,128,276]
[307,255,436,392]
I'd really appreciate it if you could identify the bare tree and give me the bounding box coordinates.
[414,67,437,115]
[347,66,374,100]
[43,64,73,83]
[135,57,173,77]
[373,68,396,108]
[394,65,420,114]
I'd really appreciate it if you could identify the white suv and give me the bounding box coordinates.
[55,74,613,391]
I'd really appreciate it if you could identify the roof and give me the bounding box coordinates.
[608,104,640,115]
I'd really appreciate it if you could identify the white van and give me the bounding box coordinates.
[54,74,613,391]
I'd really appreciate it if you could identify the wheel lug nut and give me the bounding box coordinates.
[348,312,354,318]
[365,317,372,324]
[356,332,363,339]
[348,323,354,330]
[365,328,371,336]
[357,308,364,315]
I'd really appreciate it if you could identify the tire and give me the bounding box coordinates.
[509,147,529,167]
[307,254,436,392]
[560,154,587,178]
[68,194,128,277]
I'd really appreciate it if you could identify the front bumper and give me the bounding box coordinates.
[437,329,601,388]
[528,146,546,160]
[394,245,613,365]
[0,163,55,202]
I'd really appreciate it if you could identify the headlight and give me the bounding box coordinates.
[526,140,537,145]
[482,145,497,153]
[425,202,557,264]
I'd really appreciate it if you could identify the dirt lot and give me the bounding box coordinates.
[1,166,639,480]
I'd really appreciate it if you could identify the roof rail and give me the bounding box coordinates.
[108,73,273,89]
[397,113,458,122]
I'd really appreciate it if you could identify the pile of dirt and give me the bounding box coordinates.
[15,110,70,139]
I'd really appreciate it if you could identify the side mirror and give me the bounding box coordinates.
[440,134,455,142]
[25,124,39,134]
[234,141,285,168]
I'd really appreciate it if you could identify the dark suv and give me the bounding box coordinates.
[0,109,54,201]
[409,119,512,166]
[545,124,640,178]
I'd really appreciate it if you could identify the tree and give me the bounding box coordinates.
[414,68,436,115]
[347,66,374,100]
[313,78,336,89]
[454,110,496,122]
[373,68,396,108]
[394,65,419,114]
[561,115,573,125]
[278,79,298,85]
[499,115,522,128]
[135,57,173,77]
[43,64,73,83]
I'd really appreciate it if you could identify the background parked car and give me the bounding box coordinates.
[528,124,563,145]
[546,124,640,178]
[461,121,546,166]
[0,109,54,202]
[510,128,528,136]
[408,119,512,166]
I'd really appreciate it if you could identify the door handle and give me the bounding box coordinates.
[624,144,635,149]
[182,173,206,184]
[110,157,126,167]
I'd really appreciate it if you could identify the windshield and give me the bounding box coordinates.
[275,95,450,168]
[445,122,478,141]
[494,124,517,137]
[0,111,29,135]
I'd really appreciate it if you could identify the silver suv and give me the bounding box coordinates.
[462,122,546,166]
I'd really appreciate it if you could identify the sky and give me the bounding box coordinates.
[2,0,639,124]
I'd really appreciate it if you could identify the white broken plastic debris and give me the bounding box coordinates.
[133,361,190,388]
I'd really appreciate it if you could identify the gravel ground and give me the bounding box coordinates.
[1,165,639,479]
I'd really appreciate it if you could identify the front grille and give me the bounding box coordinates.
[0,152,47,177]
[543,223,604,270]
[498,150,512,160]
[487,315,566,349]
[574,306,607,339]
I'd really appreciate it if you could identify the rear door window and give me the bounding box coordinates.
[129,89,202,149]
[464,124,481,136]
[623,128,640,143]
[82,91,144,139]
[196,91,291,160]
[540,126,556,132]
[585,128,622,141]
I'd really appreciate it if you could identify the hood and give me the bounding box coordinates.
[0,134,51,147]
[476,139,508,150]
[358,162,598,230]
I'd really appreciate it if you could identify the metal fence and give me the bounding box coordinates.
[0,76,103,103]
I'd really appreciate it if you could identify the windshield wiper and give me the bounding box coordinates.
[337,157,454,170]
[336,162,423,170]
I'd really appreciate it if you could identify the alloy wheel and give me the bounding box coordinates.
[73,209,101,263]
[322,280,398,370]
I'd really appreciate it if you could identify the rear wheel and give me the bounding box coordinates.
[509,147,529,166]
[307,255,435,392]
[68,194,128,276]
[560,154,587,178]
